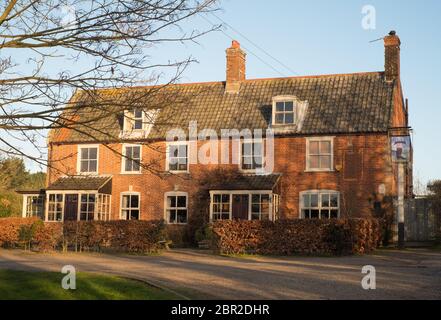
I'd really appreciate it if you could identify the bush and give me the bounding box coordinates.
[0,217,39,247]
[211,218,381,256]
[0,218,166,254]
[62,220,166,253]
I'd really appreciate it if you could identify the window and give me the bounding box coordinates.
[24,195,44,219]
[123,108,143,131]
[133,108,143,130]
[47,194,63,221]
[210,191,276,221]
[121,193,140,220]
[167,142,188,172]
[212,194,230,220]
[80,194,95,221]
[123,145,141,173]
[165,193,188,224]
[274,100,295,125]
[121,109,160,138]
[301,191,339,219]
[306,138,333,171]
[251,194,270,220]
[241,140,263,171]
[96,194,111,221]
[78,146,98,173]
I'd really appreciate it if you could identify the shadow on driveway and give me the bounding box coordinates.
[0,248,440,300]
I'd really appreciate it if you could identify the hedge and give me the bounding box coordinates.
[0,218,166,254]
[210,218,382,256]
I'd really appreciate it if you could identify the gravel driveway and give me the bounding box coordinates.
[0,248,440,299]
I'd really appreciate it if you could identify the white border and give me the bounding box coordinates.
[77,144,99,175]
[166,141,190,174]
[209,190,274,222]
[164,191,188,225]
[238,138,265,174]
[121,144,142,174]
[298,190,340,219]
[305,136,335,172]
[120,191,141,220]
[271,95,299,126]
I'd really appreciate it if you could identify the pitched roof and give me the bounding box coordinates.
[47,176,112,191]
[51,72,395,143]
[209,174,281,191]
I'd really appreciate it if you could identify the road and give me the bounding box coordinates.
[0,248,440,299]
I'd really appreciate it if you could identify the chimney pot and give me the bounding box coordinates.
[231,40,241,48]
[225,40,246,93]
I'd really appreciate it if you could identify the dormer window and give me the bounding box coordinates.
[271,96,308,129]
[274,101,295,125]
[124,108,143,131]
[133,108,143,130]
[121,108,159,138]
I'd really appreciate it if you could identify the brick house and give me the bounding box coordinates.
[18,31,412,227]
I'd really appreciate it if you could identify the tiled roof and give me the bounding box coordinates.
[50,72,395,143]
[209,174,281,191]
[47,176,112,191]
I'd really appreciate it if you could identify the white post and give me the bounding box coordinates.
[397,162,405,247]
[22,195,28,218]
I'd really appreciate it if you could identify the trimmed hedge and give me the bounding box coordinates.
[0,218,166,254]
[211,219,382,256]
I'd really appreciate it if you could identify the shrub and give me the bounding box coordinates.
[0,217,38,247]
[211,219,381,256]
[62,220,166,253]
[0,218,166,254]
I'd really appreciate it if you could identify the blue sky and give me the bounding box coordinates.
[162,0,440,189]
[12,0,441,189]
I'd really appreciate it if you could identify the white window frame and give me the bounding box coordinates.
[133,108,144,130]
[239,139,264,173]
[166,141,189,173]
[45,192,65,222]
[77,144,99,174]
[121,144,142,174]
[96,194,112,221]
[22,194,44,218]
[209,190,276,222]
[123,108,143,132]
[299,190,340,219]
[164,191,188,225]
[120,192,141,220]
[79,193,96,221]
[272,95,298,126]
[212,193,232,221]
[305,136,334,172]
[44,190,111,222]
[250,193,272,221]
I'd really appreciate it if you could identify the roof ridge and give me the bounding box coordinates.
[81,71,385,93]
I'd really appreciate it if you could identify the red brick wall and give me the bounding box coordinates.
[48,133,396,221]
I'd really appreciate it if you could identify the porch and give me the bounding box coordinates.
[19,176,112,222]
[209,174,281,222]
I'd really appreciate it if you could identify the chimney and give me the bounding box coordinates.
[225,40,246,93]
[384,30,401,82]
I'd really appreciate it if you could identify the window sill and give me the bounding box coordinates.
[120,171,142,175]
[167,170,190,175]
[304,169,335,173]
[76,172,99,176]
[271,123,296,127]
[166,222,188,225]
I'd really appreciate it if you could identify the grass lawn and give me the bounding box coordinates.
[0,269,180,300]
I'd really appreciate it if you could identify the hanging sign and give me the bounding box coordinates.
[391,136,411,162]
